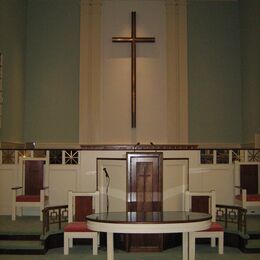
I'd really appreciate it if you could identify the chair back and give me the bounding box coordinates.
[24,160,44,195]
[185,190,216,222]
[68,191,99,223]
[18,157,48,196]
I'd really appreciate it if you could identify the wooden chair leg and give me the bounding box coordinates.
[69,237,73,248]
[189,232,196,260]
[218,233,224,254]
[64,233,69,255]
[93,234,98,255]
[11,205,16,221]
[12,190,16,221]
[211,237,216,247]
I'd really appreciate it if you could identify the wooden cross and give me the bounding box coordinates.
[112,12,155,128]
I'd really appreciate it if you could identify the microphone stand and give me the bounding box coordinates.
[103,168,110,213]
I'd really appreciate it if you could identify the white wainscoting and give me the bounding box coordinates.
[0,165,17,214]
[190,165,234,205]
[97,159,127,213]
[49,166,78,206]
[163,159,189,211]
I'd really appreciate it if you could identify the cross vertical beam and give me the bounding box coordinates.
[112,12,155,128]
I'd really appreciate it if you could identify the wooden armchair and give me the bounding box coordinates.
[185,190,224,259]
[234,162,260,209]
[12,157,49,221]
[63,191,100,255]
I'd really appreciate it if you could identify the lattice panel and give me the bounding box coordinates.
[248,150,260,162]
[49,150,62,164]
[2,150,15,164]
[34,150,46,158]
[65,150,79,165]
[200,149,213,164]
[232,149,241,162]
[216,149,229,164]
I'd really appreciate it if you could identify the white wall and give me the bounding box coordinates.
[189,165,234,205]
[163,159,189,211]
[0,149,239,215]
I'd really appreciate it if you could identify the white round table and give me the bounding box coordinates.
[87,211,211,260]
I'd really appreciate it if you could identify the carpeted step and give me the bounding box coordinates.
[0,234,40,241]
[244,238,260,253]
[0,239,45,255]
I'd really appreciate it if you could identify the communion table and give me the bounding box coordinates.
[86,211,211,260]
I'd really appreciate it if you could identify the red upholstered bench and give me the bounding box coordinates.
[64,222,95,232]
[12,187,49,221]
[185,190,224,259]
[202,222,224,232]
[234,189,260,209]
[235,194,260,201]
[63,191,99,256]
[16,195,41,202]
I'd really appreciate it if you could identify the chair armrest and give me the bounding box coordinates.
[12,186,22,190]
[234,186,243,190]
[42,186,49,190]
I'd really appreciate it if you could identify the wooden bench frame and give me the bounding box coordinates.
[12,157,49,221]
[234,161,260,209]
[63,191,100,255]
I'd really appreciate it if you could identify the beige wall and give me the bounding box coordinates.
[79,0,188,144]
[101,0,167,144]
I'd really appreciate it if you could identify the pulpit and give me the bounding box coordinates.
[126,152,163,252]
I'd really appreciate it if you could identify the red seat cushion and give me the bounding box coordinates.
[16,195,48,202]
[200,222,224,232]
[16,195,40,202]
[235,194,260,201]
[64,222,94,232]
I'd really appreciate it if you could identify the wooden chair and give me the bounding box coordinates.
[235,187,260,209]
[63,191,99,255]
[234,162,260,209]
[185,190,224,259]
[12,157,49,221]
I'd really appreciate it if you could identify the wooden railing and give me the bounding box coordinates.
[42,204,68,236]
[216,204,247,235]
[41,203,247,238]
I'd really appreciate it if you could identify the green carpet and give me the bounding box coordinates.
[0,240,43,250]
[0,215,259,259]
[0,245,259,259]
[0,216,41,235]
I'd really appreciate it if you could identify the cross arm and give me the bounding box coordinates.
[112,37,133,42]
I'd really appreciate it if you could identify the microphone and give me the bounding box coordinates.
[134,142,140,152]
[150,141,157,152]
[103,168,110,178]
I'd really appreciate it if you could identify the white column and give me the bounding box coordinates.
[79,0,102,144]
[165,0,188,143]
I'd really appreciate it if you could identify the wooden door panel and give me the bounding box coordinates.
[192,196,209,214]
[240,165,258,194]
[127,153,163,252]
[75,196,93,221]
[128,234,163,252]
[136,162,153,211]
[25,161,44,195]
